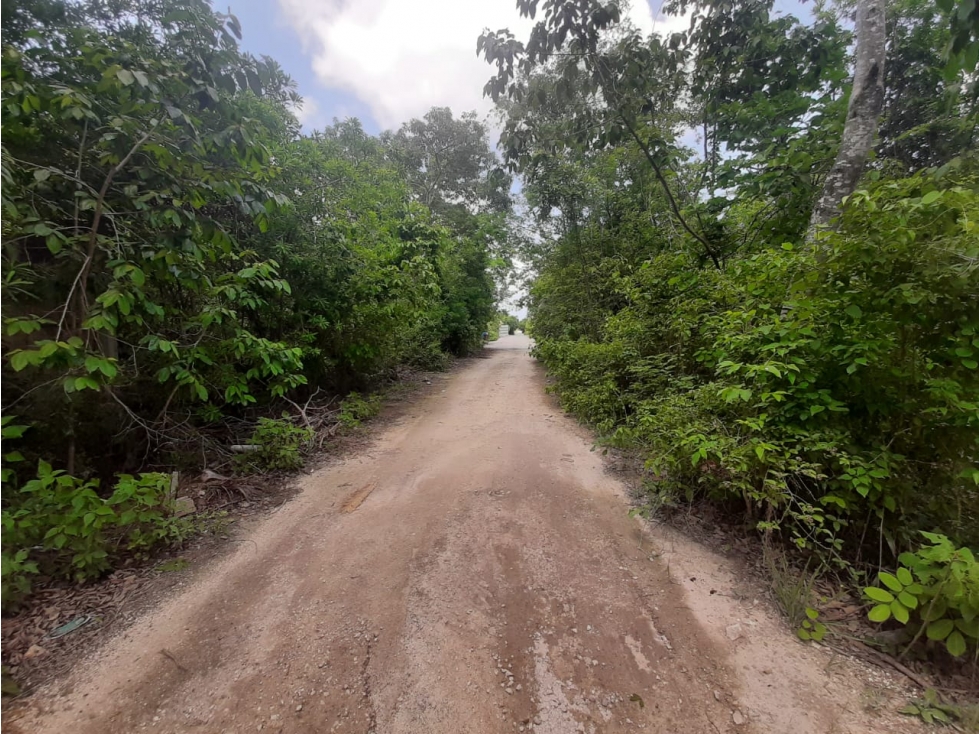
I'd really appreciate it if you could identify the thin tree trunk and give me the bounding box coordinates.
[808,0,886,242]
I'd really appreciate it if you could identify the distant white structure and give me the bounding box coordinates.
[499,323,509,338]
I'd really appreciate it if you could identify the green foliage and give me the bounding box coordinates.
[864,533,979,658]
[1,666,21,697]
[1,549,38,606]
[503,314,521,335]
[2,0,307,409]
[798,607,828,642]
[535,177,979,565]
[237,417,313,473]
[486,312,505,341]
[1,0,510,603]
[899,688,977,726]
[338,392,382,430]
[1,464,188,608]
[938,0,979,74]
[490,1,977,658]
[1,415,28,485]
[1,0,312,483]
[763,544,824,635]
[880,0,978,173]
[254,126,446,386]
[386,107,512,218]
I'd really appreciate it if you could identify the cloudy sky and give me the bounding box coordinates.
[227,1,714,135]
[227,0,811,316]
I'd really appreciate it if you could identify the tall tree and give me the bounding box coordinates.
[877,0,978,172]
[385,107,511,219]
[808,0,886,236]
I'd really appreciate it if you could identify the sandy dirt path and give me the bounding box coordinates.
[14,335,916,734]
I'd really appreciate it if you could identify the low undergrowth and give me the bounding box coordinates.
[1,384,393,612]
[1,460,192,608]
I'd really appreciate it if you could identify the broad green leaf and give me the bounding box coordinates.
[73,376,99,391]
[945,630,967,657]
[897,591,917,609]
[955,618,979,638]
[864,587,895,603]
[921,599,948,621]
[1,424,27,439]
[9,351,32,371]
[868,604,892,623]
[890,600,909,625]
[926,619,954,640]
[878,572,903,592]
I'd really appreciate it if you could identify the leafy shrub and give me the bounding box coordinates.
[1,465,189,608]
[237,417,313,473]
[899,688,978,727]
[0,416,29,487]
[538,176,979,564]
[338,392,382,429]
[798,607,828,642]
[404,328,453,371]
[864,533,979,658]
[1,550,38,605]
[533,339,631,433]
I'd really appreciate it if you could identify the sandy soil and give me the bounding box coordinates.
[9,335,920,734]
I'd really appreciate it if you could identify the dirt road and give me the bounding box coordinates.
[17,335,915,734]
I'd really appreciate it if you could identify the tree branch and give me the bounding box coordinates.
[59,130,152,341]
[617,114,721,269]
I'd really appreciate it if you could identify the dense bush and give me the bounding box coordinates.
[235,417,313,473]
[864,533,979,658]
[538,177,979,562]
[486,0,978,656]
[1,0,510,601]
[2,462,189,608]
[338,392,382,430]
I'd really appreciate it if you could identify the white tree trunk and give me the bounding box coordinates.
[808,0,886,238]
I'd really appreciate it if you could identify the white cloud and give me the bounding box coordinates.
[292,96,321,127]
[277,0,656,131]
[650,3,691,37]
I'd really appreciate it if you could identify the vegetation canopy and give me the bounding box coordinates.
[1,0,978,669]
[479,0,979,660]
[1,0,514,606]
